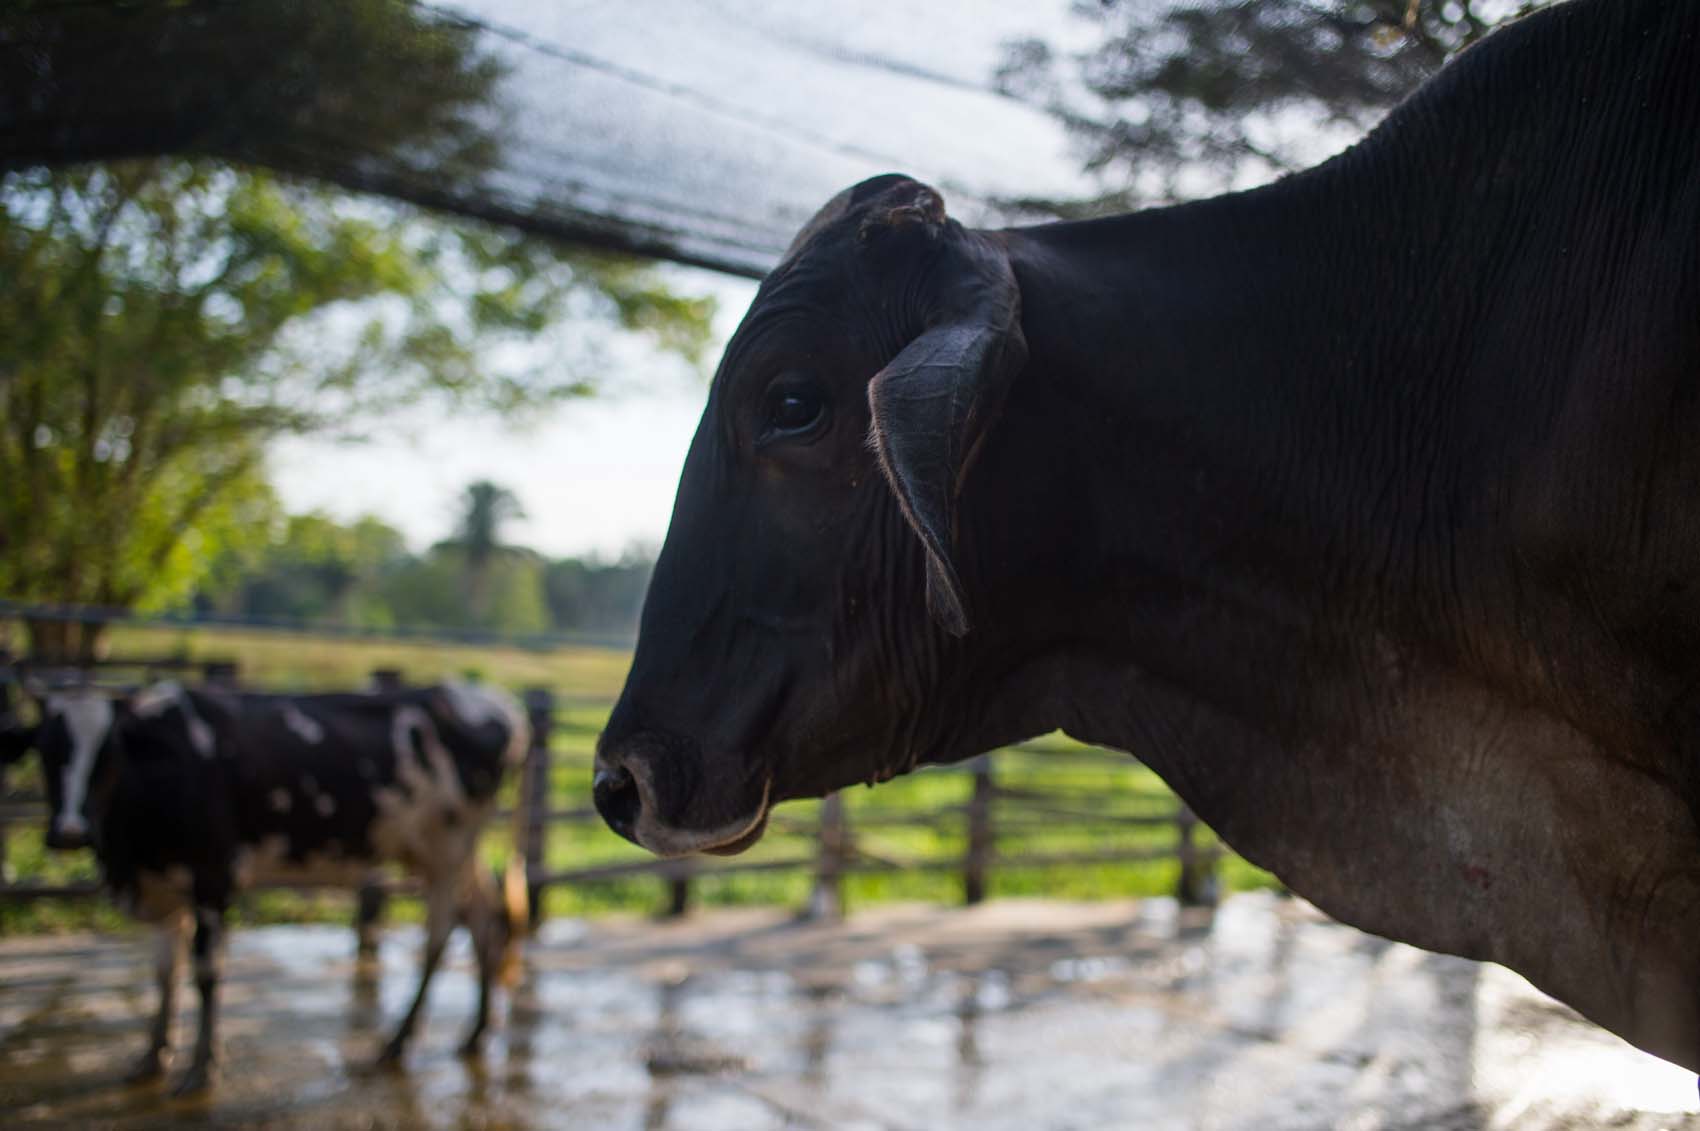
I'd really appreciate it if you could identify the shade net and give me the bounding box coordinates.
[1,0,1086,279]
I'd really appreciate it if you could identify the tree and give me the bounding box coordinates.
[0,160,715,660]
[202,513,408,628]
[996,0,1551,214]
[438,480,526,622]
[189,501,656,639]
[2,0,505,194]
[543,548,655,638]
[379,546,549,638]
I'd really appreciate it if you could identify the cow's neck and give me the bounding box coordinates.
[961,13,1700,1067]
[987,161,1456,754]
[974,0,1669,788]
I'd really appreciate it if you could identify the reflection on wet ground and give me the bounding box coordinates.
[2,893,1695,1130]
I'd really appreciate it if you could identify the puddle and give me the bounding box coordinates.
[0,894,1693,1130]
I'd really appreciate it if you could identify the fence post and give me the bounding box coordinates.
[1175,803,1217,906]
[963,755,994,905]
[807,793,847,920]
[353,882,386,959]
[522,687,554,927]
[354,667,406,958]
[201,660,240,688]
[0,763,8,884]
[0,665,10,883]
[665,869,693,918]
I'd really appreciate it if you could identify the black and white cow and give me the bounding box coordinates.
[1,678,531,1093]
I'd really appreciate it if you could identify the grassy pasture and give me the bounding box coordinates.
[0,622,1275,933]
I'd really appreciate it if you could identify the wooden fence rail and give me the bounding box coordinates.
[0,662,1224,924]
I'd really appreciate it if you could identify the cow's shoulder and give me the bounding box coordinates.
[122,680,220,762]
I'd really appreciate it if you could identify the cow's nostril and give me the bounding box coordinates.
[593,764,643,845]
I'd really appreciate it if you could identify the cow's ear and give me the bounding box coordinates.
[867,223,1026,636]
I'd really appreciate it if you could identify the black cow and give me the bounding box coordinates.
[2,679,530,1093]
[595,0,1700,1071]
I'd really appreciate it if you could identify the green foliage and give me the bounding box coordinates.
[2,0,508,185]
[0,159,716,644]
[543,552,653,638]
[480,555,550,637]
[205,512,407,627]
[571,254,721,368]
[434,480,528,623]
[191,488,652,640]
[129,459,280,615]
[381,546,551,637]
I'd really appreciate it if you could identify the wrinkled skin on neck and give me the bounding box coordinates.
[599,0,1700,1071]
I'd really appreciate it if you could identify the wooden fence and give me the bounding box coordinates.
[0,658,1223,926]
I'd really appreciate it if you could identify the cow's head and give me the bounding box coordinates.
[16,687,121,851]
[17,681,217,850]
[596,174,1029,856]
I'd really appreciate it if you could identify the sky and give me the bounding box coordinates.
[269,269,758,560]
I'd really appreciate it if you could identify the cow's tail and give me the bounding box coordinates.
[498,699,533,987]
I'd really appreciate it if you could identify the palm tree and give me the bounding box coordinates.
[440,481,525,623]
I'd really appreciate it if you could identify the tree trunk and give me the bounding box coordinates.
[24,616,109,665]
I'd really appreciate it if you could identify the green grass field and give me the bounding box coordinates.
[0,622,1275,934]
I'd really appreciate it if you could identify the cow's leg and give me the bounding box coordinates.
[173,905,226,1096]
[457,867,500,1057]
[376,873,456,1065]
[127,911,186,1082]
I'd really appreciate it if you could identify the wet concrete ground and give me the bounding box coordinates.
[1,893,1696,1130]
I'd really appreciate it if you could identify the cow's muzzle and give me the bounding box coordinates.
[44,819,89,851]
[592,745,771,858]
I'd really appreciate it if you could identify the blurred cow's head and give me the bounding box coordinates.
[595,175,1031,856]
[6,687,121,851]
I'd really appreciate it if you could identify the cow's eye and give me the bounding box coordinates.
[761,379,828,441]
